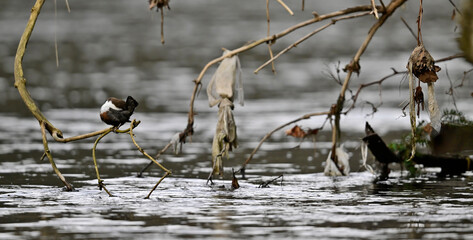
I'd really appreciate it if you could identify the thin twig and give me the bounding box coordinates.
[128,120,171,198]
[276,0,294,16]
[448,0,462,16]
[445,67,458,111]
[255,11,372,73]
[91,128,114,196]
[266,0,276,73]
[456,68,473,88]
[187,4,387,125]
[137,141,173,177]
[346,68,406,113]
[65,0,71,13]
[417,0,423,46]
[160,8,165,44]
[258,174,284,188]
[239,111,330,172]
[407,61,416,161]
[371,0,379,19]
[54,0,59,68]
[41,121,73,191]
[436,53,464,63]
[400,17,417,42]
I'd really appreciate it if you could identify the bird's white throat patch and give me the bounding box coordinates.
[100,100,121,113]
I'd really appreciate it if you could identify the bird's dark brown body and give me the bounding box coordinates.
[100,96,139,127]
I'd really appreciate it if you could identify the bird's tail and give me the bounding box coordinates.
[126,96,139,113]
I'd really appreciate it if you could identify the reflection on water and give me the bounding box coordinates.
[1,0,473,239]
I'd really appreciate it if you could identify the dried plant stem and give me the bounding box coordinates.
[371,0,379,19]
[239,111,330,172]
[276,0,294,16]
[41,122,73,191]
[400,17,417,41]
[92,128,114,196]
[407,61,417,161]
[266,0,276,73]
[128,120,171,198]
[54,0,59,68]
[145,172,170,199]
[14,0,59,136]
[331,0,406,161]
[417,0,423,46]
[137,141,173,177]
[160,8,165,44]
[255,11,372,74]
[346,68,406,112]
[65,0,71,13]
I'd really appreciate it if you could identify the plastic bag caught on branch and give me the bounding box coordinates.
[207,50,244,108]
[211,98,238,177]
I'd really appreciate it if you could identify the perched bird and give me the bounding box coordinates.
[100,96,139,127]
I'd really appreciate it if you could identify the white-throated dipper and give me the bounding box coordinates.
[100,96,139,127]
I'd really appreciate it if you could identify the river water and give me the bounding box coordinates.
[1,1,473,239]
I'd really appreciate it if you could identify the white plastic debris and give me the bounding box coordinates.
[324,145,350,176]
[427,82,441,133]
[361,141,375,175]
[207,50,244,107]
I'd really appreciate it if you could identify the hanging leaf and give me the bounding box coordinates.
[231,168,240,189]
[285,125,307,138]
[414,85,425,117]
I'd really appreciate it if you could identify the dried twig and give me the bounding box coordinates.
[371,0,379,19]
[258,175,283,188]
[330,0,407,166]
[346,68,406,113]
[276,0,294,16]
[255,11,373,74]
[448,0,461,16]
[266,0,276,73]
[400,17,417,41]
[239,111,330,174]
[91,128,114,196]
[41,122,74,191]
[128,120,171,198]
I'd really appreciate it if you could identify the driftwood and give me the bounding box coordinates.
[363,122,472,177]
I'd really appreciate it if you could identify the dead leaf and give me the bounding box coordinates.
[285,125,307,138]
[408,45,441,83]
[231,169,240,189]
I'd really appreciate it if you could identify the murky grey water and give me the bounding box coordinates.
[1,1,473,239]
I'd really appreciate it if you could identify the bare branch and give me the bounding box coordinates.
[255,11,372,74]
[239,111,330,172]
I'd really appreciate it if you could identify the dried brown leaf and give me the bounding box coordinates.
[285,125,307,138]
[408,45,440,83]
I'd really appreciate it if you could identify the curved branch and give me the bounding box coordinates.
[239,111,330,173]
[14,0,61,137]
[255,11,373,74]
[187,4,387,126]
[331,0,407,158]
